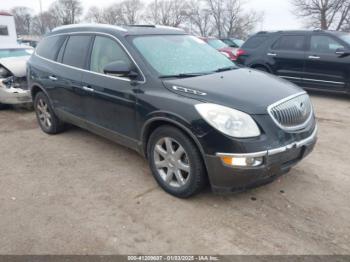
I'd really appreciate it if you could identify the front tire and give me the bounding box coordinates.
[147,125,207,198]
[34,92,65,134]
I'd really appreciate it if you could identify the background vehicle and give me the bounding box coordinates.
[220,37,244,48]
[199,37,237,61]
[28,24,316,198]
[0,47,33,108]
[236,30,350,94]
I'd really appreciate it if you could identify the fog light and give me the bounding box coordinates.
[220,156,264,167]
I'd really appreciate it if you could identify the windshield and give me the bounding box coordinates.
[207,39,229,49]
[0,48,33,59]
[132,35,234,76]
[232,39,244,47]
[339,33,350,45]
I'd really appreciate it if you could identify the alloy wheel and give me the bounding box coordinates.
[153,137,191,188]
[36,98,52,129]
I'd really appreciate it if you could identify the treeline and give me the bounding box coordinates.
[9,0,263,39]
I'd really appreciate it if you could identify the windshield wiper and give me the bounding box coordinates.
[159,73,208,79]
[214,66,237,73]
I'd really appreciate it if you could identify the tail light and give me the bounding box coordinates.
[236,49,246,59]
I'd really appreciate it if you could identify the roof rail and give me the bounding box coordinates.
[125,24,183,31]
[52,23,127,32]
[127,24,156,28]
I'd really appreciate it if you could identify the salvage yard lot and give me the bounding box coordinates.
[0,92,349,255]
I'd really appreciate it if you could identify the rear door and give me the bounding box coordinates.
[54,34,93,119]
[266,34,306,84]
[303,34,349,92]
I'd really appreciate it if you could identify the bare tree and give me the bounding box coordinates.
[121,0,143,25]
[293,0,350,30]
[102,4,124,25]
[146,0,190,27]
[85,6,104,23]
[187,0,212,36]
[206,0,262,38]
[49,0,83,25]
[10,7,33,35]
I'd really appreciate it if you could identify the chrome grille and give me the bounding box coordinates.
[268,93,313,130]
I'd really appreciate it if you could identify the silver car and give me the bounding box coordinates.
[0,47,33,108]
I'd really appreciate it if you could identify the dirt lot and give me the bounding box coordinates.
[0,92,349,255]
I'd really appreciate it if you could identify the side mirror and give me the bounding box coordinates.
[335,48,349,56]
[103,61,138,79]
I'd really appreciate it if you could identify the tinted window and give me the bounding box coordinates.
[62,35,92,69]
[338,33,350,45]
[310,35,344,53]
[90,36,131,74]
[36,35,66,60]
[243,35,268,49]
[0,25,8,36]
[272,35,305,51]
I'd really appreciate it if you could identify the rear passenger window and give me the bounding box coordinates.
[36,35,66,61]
[62,35,92,69]
[272,35,305,51]
[90,36,131,74]
[243,35,268,49]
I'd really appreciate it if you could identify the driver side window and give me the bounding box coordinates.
[90,36,131,74]
[310,35,344,54]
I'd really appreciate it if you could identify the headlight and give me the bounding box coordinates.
[195,103,261,138]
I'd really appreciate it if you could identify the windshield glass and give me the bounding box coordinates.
[132,35,234,76]
[207,39,229,49]
[232,39,244,47]
[339,33,350,45]
[0,48,33,59]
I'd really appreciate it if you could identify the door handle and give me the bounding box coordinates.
[308,55,320,59]
[267,53,277,57]
[82,86,95,92]
[49,75,57,81]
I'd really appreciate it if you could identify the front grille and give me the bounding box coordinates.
[268,93,313,131]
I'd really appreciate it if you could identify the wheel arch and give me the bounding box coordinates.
[250,63,272,73]
[141,117,207,162]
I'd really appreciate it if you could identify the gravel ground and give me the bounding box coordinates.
[0,92,349,255]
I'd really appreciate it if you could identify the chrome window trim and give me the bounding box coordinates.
[216,124,318,159]
[280,75,345,85]
[34,31,146,84]
[267,91,314,132]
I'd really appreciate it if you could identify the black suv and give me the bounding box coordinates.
[27,24,317,198]
[236,30,350,94]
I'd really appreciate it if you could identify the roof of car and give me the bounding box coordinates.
[51,24,186,36]
[255,29,341,35]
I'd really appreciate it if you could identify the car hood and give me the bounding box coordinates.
[0,56,29,77]
[162,68,303,114]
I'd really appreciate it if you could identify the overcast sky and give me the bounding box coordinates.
[2,0,303,31]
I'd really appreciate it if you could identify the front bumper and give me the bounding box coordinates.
[205,126,318,193]
[0,83,32,105]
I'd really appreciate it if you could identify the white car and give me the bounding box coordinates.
[0,46,33,108]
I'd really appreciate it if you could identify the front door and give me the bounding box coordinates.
[81,35,142,148]
[303,34,349,92]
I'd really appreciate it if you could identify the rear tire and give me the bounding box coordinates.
[34,92,65,134]
[147,125,207,198]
